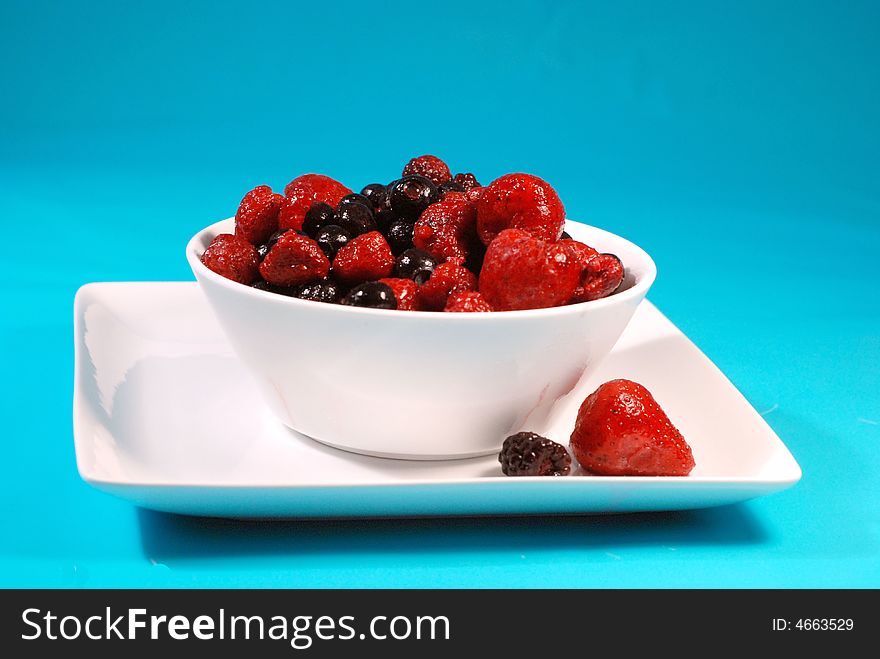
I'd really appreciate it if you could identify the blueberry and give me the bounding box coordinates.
[302,203,336,238]
[438,180,465,196]
[251,280,274,291]
[336,203,377,237]
[341,282,397,309]
[294,279,341,304]
[386,221,414,254]
[337,193,372,211]
[394,248,439,285]
[386,175,440,222]
[314,224,351,259]
[256,229,292,260]
[360,183,387,211]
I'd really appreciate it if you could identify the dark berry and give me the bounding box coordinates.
[453,172,481,190]
[438,180,466,196]
[341,282,397,309]
[251,280,274,291]
[393,248,440,285]
[386,221,415,254]
[498,432,572,477]
[294,279,341,304]
[464,239,487,275]
[314,224,351,259]
[336,203,377,237]
[256,229,292,260]
[338,193,373,211]
[560,230,572,240]
[360,183,387,211]
[302,202,337,238]
[386,175,440,222]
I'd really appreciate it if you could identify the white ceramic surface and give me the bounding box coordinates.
[185,219,656,458]
[72,282,801,518]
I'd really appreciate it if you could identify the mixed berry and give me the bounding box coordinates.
[201,155,626,311]
[499,379,696,478]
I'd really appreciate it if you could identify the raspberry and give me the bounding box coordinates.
[402,155,452,186]
[453,172,481,190]
[418,262,478,310]
[280,174,352,231]
[379,278,423,311]
[562,240,624,302]
[570,379,695,476]
[200,234,260,285]
[475,173,565,245]
[466,186,485,204]
[499,432,571,476]
[235,185,284,245]
[412,191,477,264]
[332,231,395,285]
[444,290,493,313]
[258,232,330,287]
[479,229,580,311]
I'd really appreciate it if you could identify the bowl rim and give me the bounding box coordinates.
[186,218,657,320]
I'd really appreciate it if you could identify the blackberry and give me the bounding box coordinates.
[314,224,351,259]
[256,229,291,260]
[251,280,274,291]
[338,193,372,211]
[498,432,572,477]
[302,203,336,238]
[341,282,397,309]
[394,248,439,285]
[295,279,341,304]
[438,180,466,196]
[386,220,415,254]
[386,175,440,222]
[336,203,377,237]
[359,183,387,211]
[560,230,572,240]
[453,172,481,190]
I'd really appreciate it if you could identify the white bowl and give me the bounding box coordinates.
[186,219,656,459]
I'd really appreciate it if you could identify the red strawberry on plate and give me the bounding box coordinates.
[570,379,695,476]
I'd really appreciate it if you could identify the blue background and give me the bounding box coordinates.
[1,0,877,587]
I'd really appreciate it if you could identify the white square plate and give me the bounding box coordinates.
[73,282,800,518]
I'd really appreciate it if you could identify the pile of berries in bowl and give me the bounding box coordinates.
[187,156,657,459]
[199,155,626,312]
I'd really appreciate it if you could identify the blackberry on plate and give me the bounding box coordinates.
[256,229,291,260]
[302,203,336,238]
[338,193,373,211]
[341,282,397,309]
[438,180,465,196]
[394,248,440,285]
[314,224,351,259]
[386,220,415,254]
[336,203,377,237]
[295,279,341,304]
[498,432,572,477]
[386,175,440,222]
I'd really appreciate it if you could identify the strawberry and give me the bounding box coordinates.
[234,185,283,245]
[200,234,260,284]
[258,232,330,287]
[402,154,452,186]
[475,173,565,245]
[280,174,352,231]
[444,290,493,313]
[570,379,695,476]
[332,231,395,285]
[378,277,423,311]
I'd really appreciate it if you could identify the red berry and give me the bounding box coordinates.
[569,379,695,476]
[475,173,565,245]
[332,231,395,285]
[444,290,493,313]
[453,172,481,191]
[561,240,624,302]
[418,262,478,310]
[200,234,260,285]
[479,229,580,311]
[402,155,452,186]
[280,174,352,231]
[466,186,485,204]
[379,278,423,311]
[258,232,330,287]
[234,185,283,245]
[412,191,477,264]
